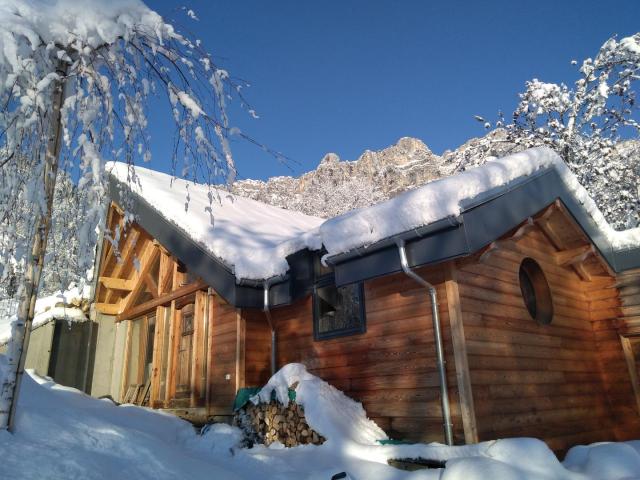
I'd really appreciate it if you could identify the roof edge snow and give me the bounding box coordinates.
[105,147,640,305]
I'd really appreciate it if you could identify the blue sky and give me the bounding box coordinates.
[148,0,640,182]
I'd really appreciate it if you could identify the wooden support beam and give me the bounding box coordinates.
[99,276,135,291]
[553,245,594,267]
[444,262,479,444]
[120,243,161,314]
[104,229,141,305]
[150,305,166,408]
[574,262,591,281]
[117,279,207,321]
[479,217,536,263]
[165,300,177,406]
[159,252,173,295]
[620,335,640,416]
[191,290,207,407]
[235,310,246,393]
[95,302,121,315]
[120,320,133,402]
[534,202,565,250]
[143,273,159,298]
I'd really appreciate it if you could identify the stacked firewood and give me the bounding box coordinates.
[234,398,325,447]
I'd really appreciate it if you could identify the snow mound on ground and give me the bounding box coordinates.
[188,423,244,457]
[107,161,324,280]
[0,284,90,344]
[564,441,640,478]
[0,355,242,480]
[251,363,387,445]
[1,358,640,479]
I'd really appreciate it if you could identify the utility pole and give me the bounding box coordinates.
[0,60,68,432]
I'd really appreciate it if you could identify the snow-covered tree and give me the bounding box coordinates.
[466,33,640,229]
[0,0,252,430]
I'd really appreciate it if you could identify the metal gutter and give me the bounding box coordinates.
[397,240,454,446]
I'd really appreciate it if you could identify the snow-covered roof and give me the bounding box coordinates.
[107,147,640,290]
[0,285,90,345]
[106,162,324,281]
[320,147,640,257]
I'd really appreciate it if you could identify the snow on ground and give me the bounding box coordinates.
[0,284,90,344]
[107,161,324,280]
[1,360,640,480]
[109,147,640,283]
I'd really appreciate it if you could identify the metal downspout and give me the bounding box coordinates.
[263,281,276,376]
[397,240,454,445]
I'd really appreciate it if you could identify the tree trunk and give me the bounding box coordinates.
[0,61,68,431]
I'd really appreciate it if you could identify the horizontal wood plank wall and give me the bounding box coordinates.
[207,297,239,417]
[242,309,272,388]
[601,268,640,439]
[270,265,464,444]
[618,269,640,336]
[457,227,623,453]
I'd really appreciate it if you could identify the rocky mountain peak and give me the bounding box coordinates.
[232,136,446,218]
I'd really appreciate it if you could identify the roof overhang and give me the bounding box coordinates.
[326,167,640,287]
[107,175,292,309]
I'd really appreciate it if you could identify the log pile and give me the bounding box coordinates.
[234,398,325,447]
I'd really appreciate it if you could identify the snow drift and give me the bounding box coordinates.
[1,360,640,479]
[251,363,387,445]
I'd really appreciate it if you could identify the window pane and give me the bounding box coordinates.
[316,283,363,336]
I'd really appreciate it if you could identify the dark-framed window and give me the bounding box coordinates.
[312,255,366,340]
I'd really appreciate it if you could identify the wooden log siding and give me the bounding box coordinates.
[456,226,640,453]
[262,265,465,444]
[609,268,640,437]
[242,309,273,388]
[207,297,240,417]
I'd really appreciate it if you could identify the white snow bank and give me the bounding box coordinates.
[106,162,323,280]
[251,363,387,445]
[319,146,640,257]
[0,284,90,344]
[1,360,640,479]
[0,355,242,480]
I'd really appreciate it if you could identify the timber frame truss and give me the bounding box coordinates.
[478,200,615,284]
[95,203,206,320]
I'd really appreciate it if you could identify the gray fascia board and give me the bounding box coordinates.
[107,175,287,308]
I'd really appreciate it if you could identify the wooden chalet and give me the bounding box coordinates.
[89,151,640,453]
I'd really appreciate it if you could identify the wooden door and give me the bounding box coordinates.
[176,304,194,398]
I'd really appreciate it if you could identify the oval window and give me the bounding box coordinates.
[518,258,553,325]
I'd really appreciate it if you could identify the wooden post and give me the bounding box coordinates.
[205,291,216,416]
[191,291,206,406]
[1,61,68,431]
[150,306,165,407]
[444,262,479,444]
[120,320,133,403]
[235,310,246,393]
[620,335,640,415]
